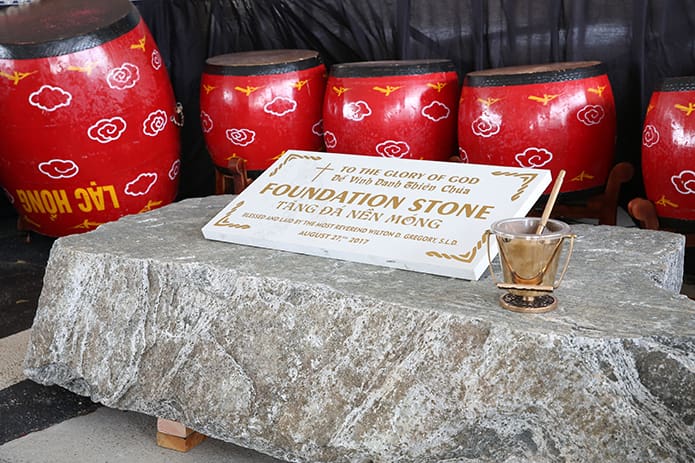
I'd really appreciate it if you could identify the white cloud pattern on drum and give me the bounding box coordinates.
[344,101,372,121]
[264,96,297,116]
[515,147,553,168]
[471,115,501,138]
[107,63,140,90]
[200,111,213,133]
[88,117,127,144]
[151,50,162,71]
[642,124,660,148]
[421,101,450,122]
[29,85,72,112]
[125,173,158,197]
[143,109,168,136]
[324,131,337,149]
[672,170,695,195]
[576,104,605,126]
[169,160,181,181]
[312,119,324,136]
[38,159,79,179]
[376,140,410,158]
[226,128,256,146]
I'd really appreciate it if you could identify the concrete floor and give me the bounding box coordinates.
[0,203,693,463]
[0,405,284,463]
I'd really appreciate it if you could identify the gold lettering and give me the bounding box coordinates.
[102,185,120,209]
[408,198,494,219]
[53,189,73,214]
[15,189,74,214]
[16,190,31,213]
[40,190,57,214]
[474,204,494,220]
[74,188,91,212]
[26,190,45,213]
[87,182,106,211]
[259,182,279,195]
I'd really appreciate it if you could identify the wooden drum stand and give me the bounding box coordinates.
[548,161,635,226]
[214,157,252,195]
[627,198,695,247]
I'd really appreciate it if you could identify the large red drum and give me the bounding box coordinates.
[458,61,616,195]
[200,50,326,174]
[322,60,459,161]
[642,76,695,225]
[0,0,181,237]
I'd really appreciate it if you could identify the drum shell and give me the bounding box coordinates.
[641,77,695,222]
[458,62,616,195]
[322,60,459,161]
[200,53,326,172]
[0,10,180,237]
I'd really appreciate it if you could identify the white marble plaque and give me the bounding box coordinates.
[202,151,551,280]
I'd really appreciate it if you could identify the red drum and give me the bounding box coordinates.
[0,0,180,237]
[200,50,326,174]
[458,61,616,195]
[322,60,459,161]
[642,77,695,224]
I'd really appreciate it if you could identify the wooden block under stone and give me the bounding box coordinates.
[156,418,194,438]
[156,430,206,452]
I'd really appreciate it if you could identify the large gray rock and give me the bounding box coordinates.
[25,196,694,463]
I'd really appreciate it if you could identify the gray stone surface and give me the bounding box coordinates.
[24,195,695,463]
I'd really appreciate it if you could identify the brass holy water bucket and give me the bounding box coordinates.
[486,217,575,313]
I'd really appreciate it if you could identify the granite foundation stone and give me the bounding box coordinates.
[25,196,695,462]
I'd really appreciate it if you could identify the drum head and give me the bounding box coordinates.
[330,59,456,77]
[657,75,695,92]
[466,61,605,86]
[204,49,322,76]
[0,0,136,59]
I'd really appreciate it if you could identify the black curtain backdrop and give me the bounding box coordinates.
[134,0,695,202]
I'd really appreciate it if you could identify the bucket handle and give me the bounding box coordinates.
[485,230,576,290]
[484,230,501,286]
[553,234,576,289]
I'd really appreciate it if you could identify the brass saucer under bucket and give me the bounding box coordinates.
[486,217,575,313]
